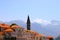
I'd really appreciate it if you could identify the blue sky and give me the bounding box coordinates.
[0,0,60,22]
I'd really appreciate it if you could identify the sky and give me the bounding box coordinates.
[0,0,60,23]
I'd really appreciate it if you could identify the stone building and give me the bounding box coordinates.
[0,16,54,40]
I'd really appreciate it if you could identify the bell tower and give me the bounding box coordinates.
[27,16,31,30]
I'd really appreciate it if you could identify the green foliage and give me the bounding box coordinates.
[10,23,17,27]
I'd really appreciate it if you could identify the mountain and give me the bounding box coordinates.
[5,20,26,29]
[55,35,60,40]
[4,20,60,37]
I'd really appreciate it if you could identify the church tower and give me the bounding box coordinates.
[27,16,31,30]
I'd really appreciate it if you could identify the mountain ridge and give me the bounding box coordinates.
[1,20,60,37]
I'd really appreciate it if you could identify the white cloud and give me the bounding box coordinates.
[32,19,51,25]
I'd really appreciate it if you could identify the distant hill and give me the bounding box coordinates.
[5,20,26,29]
[55,35,60,40]
[4,20,60,37]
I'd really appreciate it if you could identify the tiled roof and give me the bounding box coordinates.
[39,34,45,36]
[0,23,53,39]
[11,25,22,29]
[47,36,53,38]
[23,30,36,34]
[0,23,10,29]
[0,32,4,35]
[3,29,14,32]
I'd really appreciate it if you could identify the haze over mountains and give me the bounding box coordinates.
[1,20,60,37]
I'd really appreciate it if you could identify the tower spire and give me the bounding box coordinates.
[27,15,31,30]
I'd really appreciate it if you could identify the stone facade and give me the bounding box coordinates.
[0,23,53,40]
